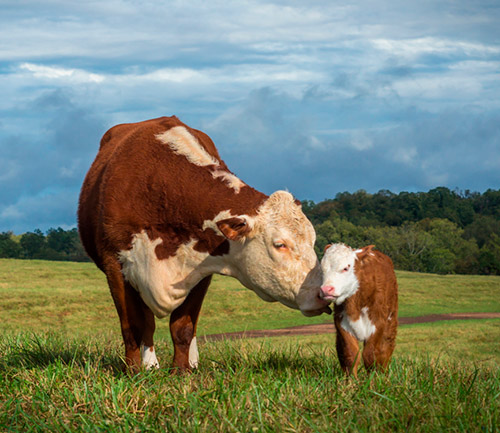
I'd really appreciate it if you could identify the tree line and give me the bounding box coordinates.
[0,187,499,274]
[0,228,89,262]
[303,187,500,275]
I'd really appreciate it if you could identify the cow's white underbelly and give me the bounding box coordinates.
[118,231,216,318]
[341,306,376,341]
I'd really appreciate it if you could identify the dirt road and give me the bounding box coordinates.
[201,312,500,342]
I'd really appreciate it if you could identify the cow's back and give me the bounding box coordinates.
[78,116,265,270]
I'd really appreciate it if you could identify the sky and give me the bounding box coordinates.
[1,0,499,233]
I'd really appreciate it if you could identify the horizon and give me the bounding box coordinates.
[1,1,499,233]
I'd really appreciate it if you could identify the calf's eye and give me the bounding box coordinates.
[342,265,351,272]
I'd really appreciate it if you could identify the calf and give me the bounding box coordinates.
[320,244,398,376]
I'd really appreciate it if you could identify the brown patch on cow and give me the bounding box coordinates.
[193,229,230,256]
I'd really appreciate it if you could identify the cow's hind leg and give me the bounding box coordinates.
[104,257,156,372]
[139,299,158,369]
[169,276,211,373]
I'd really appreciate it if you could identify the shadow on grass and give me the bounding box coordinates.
[201,340,344,378]
[1,333,353,380]
[0,332,125,375]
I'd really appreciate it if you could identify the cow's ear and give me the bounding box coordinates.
[355,245,375,259]
[217,217,252,241]
[324,244,332,253]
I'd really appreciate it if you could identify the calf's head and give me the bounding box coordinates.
[217,191,330,316]
[320,243,375,305]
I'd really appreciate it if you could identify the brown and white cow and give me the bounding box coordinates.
[320,243,398,376]
[78,116,330,372]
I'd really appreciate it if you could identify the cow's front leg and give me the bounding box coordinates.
[169,276,211,373]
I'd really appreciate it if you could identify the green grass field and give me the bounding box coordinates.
[0,258,499,432]
[1,259,499,338]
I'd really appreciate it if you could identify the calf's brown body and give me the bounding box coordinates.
[333,246,398,376]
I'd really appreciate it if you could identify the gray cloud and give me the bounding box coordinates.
[0,0,499,232]
[0,90,105,232]
[206,87,500,201]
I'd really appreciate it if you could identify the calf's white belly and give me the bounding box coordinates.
[341,306,376,341]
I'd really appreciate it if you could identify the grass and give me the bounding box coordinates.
[0,332,499,432]
[1,259,499,339]
[0,258,499,432]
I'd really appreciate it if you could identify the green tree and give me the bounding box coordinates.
[478,233,500,275]
[464,215,500,248]
[20,229,46,259]
[0,232,21,258]
[47,227,76,255]
[314,217,370,258]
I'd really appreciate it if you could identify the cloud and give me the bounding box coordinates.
[20,63,105,83]
[0,89,106,232]
[0,0,499,232]
[206,87,500,201]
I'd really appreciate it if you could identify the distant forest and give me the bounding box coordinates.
[0,187,499,275]
[303,187,500,275]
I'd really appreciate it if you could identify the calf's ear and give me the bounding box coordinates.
[217,217,252,241]
[324,244,332,253]
[355,245,375,259]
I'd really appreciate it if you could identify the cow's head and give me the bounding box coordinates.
[319,243,374,304]
[216,191,331,316]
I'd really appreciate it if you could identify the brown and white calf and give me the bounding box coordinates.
[320,243,398,376]
[78,116,330,372]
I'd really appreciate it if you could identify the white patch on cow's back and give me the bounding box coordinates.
[155,126,245,193]
[156,126,219,167]
[118,231,221,318]
[189,337,199,369]
[141,344,160,369]
[341,307,376,341]
[212,169,245,193]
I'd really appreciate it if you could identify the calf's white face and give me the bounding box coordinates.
[320,243,359,305]
[219,191,330,317]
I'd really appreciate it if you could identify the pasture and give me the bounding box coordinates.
[0,258,499,432]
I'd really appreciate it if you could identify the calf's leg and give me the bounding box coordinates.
[363,324,393,372]
[373,317,398,371]
[335,317,362,377]
[169,276,211,373]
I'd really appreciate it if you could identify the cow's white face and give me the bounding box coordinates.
[320,243,359,305]
[218,191,331,317]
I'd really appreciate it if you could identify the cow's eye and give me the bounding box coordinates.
[342,265,350,272]
[273,242,287,250]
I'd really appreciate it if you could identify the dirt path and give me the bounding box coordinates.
[201,312,500,342]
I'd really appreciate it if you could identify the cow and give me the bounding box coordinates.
[78,116,331,372]
[320,243,398,377]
